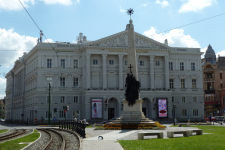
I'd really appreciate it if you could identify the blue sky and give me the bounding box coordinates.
[0,0,225,98]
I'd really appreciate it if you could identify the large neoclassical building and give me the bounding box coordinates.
[5,21,204,124]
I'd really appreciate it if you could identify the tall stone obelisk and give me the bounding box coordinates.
[114,19,153,124]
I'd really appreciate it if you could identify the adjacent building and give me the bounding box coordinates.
[202,45,225,116]
[5,21,204,124]
[0,97,5,119]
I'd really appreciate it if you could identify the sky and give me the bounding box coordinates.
[0,0,225,98]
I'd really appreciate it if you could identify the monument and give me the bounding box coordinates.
[113,9,154,124]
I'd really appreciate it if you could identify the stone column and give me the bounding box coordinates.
[176,59,178,70]
[68,56,70,68]
[150,55,155,90]
[136,54,139,77]
[186,59,189,71]
[86,54,91,90]
[102,54,107,90]
[164,56,169,90]
[55,55,58,68]
[118,54,124,90]
[42,55,44,68]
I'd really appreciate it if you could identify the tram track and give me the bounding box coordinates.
[0,129,28,142]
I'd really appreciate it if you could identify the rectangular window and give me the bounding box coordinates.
[192,79,196,89]
[191,63,195,71]
[182,96,185,103]
[59,111,65,118]
[47,59,52,68]
[140,61,144,66]
[223,98,225,105]
[181,79,185,89]
[193,97,197,102]
[73,78,78,87]
[125,60,127,65]
[46,111,52,118]
[155,61,160,66]
[180,62,184,71]
[169,62,173,70]
[61,59,65,68]
[93,59,98,65]
[220,73,222,79]
[74,96,78,103]
[172,96,174,103]
[60,77,65,87]
[181,109,187,116]
[207,73,212,78]
[169,79,174,89]
[193,109,198,116]
[74,60,78,68]
[60,96,65,103]
[109,60,114,65]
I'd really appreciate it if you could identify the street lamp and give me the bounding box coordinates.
[173,104,177,126]
[47,77,52,125]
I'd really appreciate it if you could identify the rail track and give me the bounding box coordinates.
[0,129,27,142]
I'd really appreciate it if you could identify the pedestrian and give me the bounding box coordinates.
[201,115,204,122]
[41,117,44,125]
[188,116,190,123]
[74,117,77,122]
[209,115,212,122]
[27,117,28,126]
[82,118,86,123]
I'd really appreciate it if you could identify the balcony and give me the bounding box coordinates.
[204,90,215,94]
[204,78,214,81]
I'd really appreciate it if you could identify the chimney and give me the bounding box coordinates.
[164,39,168,46]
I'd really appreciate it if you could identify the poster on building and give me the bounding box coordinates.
[92,99,102,118]
[157,99,168,118]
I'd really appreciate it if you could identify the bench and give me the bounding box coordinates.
[178,123,191,127]
[186,129,203,136]
[138,132,163,140]
[167,131,189,138]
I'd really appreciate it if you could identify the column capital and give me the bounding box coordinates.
[102,54,107,58]
[164,56,169,60]
[149,55,155,59]
[85,53,91,58]
[118,54,124,59]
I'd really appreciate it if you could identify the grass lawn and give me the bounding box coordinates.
[119,125,225,150]
[86,126,102,128]
[0,130,40,150]
[0,130,8,134]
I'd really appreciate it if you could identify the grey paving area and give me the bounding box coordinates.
[82,141,124,150]
[85,128,114,138]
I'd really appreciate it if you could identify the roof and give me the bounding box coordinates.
[217,57,225,69]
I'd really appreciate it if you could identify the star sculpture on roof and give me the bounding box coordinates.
[127,8,134,19]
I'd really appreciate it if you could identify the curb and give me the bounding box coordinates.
[21,129,41,150]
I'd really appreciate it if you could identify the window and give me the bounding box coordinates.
[61,59,65,68]
[182,96,185,103]
[155,61,160,66]
[74,96,78,103]
[181,109,187,116]
[169,79,174,89]
[74,60,78,68]
[59,111,65,118]
[220,73,222,79]
[192,79,196,89]
[193,109,198,116]
[181,79,185,89]
[60,77,65,87]
[60,96,65,103]
[93,59,98,65]
[140,61,144,66]
[46,111,52,118]
[125,60,127,65]
[73,78,78,87]
[47,59,52,68]
[193,97,197,102]
[191,63,195,71]
[180,62,184,71]
[172,96,174,103]
[207,73,212,78]
[169,62,173,70]
[223,98,225,105]
[109,60,114,65]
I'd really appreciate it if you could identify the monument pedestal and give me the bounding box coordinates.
[112,99,154,124]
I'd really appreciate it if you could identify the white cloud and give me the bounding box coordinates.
[43,39,53,43]
[179,0,217,13]
[216,50,225,57]
[155,0,169,7]
[141,4,147,7]
[0,0,35,11]
[119,6,125,13]
[201,47,207,58]
[143,27,200,48]
[0,28,37,66]
[0,0,77,11]
[0,78,6,86]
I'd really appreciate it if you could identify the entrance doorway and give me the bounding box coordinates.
[142,108,146,117]
[108,108,114,120]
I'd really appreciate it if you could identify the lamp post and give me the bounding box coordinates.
[21,114,24,125]
[47,82,51,125]
[173,104,176,126]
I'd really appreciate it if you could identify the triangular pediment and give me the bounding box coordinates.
[85,31,169,49]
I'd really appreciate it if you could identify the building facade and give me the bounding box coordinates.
[0,97,5,119]
[202,45,225,116]
[5,23,204,124]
